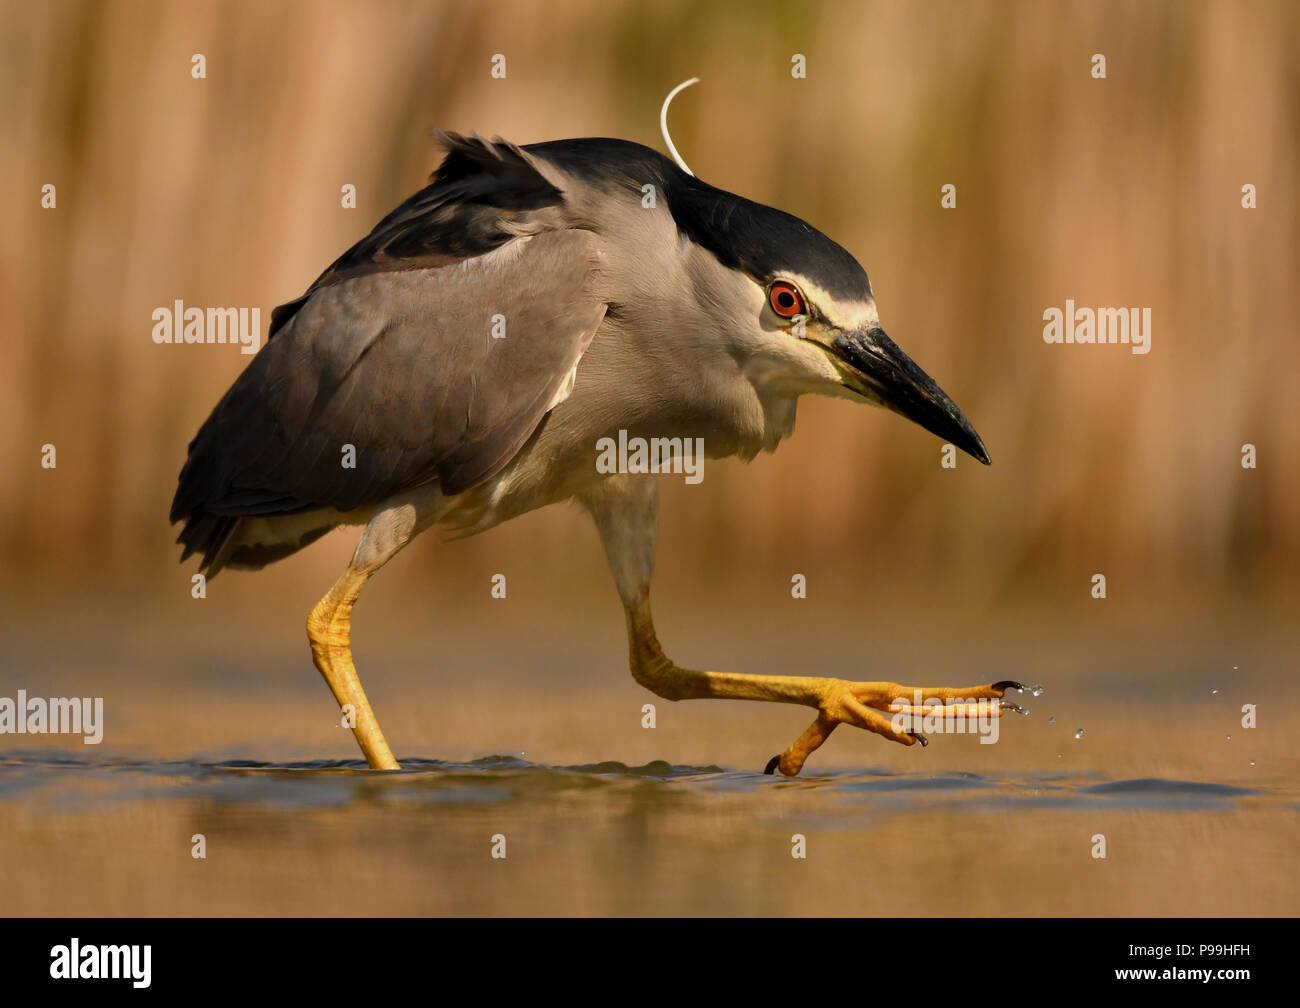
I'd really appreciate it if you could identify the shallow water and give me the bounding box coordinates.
[1,749,1294,916]
[0,752,1271,812]
[2,606,1296,915]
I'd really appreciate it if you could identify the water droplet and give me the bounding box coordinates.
[1056,753,1063,759]
[1232,666,1238,670]
[1031,684,1045,697]
[1048,716,1056,725]
[1250,761,1256,767]
[1074,729,1086,740]
[1225,736,1231,742]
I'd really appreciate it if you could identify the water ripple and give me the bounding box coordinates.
[0,748,1286,818]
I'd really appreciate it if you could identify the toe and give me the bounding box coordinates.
[840,694,919,745]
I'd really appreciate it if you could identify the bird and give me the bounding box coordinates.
[170,119,1026,776]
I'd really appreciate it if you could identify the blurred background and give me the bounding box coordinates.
[2,0,1297,617]
[0,0,1297,916]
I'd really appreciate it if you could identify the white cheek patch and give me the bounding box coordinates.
[796,339,845,384]
[746,330,846,398]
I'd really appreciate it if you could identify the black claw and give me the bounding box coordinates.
[911,733,929,748]
[993,680,1026,693]
[764,755,781,775]
[1000,701,1028,715]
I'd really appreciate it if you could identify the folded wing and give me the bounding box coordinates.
[171,135,606,567]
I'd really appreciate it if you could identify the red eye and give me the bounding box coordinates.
[769,281,804,319]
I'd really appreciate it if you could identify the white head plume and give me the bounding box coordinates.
[659,77,699,177]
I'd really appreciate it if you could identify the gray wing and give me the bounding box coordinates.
[172,136,605,562]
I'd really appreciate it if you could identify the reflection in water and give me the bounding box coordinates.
[0,749,1292,916]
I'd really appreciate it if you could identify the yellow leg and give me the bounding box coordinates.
[582,477,1025,779]
[625,594,1023,778]
[307,567,399,770]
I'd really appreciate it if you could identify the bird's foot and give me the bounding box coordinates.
[763,679,1029,777]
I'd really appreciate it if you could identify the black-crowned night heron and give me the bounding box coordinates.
[171,114,1025,776]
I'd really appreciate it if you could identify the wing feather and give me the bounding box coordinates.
[173,230,604,529]
[171,136,606,555]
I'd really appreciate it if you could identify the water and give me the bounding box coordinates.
[0,751,1268,813]
[0,748,1293,915]
[2,617,1294,915]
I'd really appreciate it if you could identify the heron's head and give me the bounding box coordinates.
[669,179,991,465]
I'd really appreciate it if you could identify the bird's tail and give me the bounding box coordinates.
[175,512,241,577]
[175,509,342,578]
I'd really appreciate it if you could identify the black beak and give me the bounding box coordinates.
[831,327,991,464]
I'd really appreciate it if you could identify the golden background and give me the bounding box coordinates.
[2,0,1296,612]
